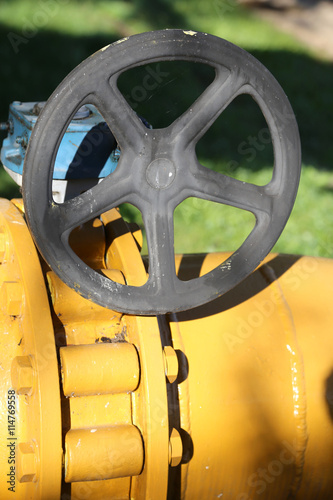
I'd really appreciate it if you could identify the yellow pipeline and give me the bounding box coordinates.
[1,199,333,499]
[171,252,333,499]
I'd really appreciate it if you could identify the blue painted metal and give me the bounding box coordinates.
[0,102,119,180]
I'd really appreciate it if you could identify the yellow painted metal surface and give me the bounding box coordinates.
[48,207,170,500]
[1,198,333,499]
[102,209,170,500]
[0,199,62,499]
[60,343,140,397]
[171,252,333,499]
[65,425,144,482]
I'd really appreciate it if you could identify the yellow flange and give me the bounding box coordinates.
[43,207,172,500]
[0,199,62,499]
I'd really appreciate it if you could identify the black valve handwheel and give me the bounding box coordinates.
[23,30,301,315]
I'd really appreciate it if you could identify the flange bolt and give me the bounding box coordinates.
[163,346,179,384]
[169,428,183,467]
[11,356,35,396]
[16,442,38,483]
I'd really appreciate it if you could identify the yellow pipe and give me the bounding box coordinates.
[65,425,144,482]
[2,201,333,499]
[171,252,333,499]
[60,343,140,397]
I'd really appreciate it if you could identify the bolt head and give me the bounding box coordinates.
[17,442,38,483]
[169,428,183,467]
[0,281,24,316]
[11,356,34,396]
[163,346,179,384]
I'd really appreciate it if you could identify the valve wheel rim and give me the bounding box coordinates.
[23,29,301,315]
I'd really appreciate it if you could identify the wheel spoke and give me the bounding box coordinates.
[188,166,274,217]
[170,67,245,147]
[92,77,146,153]
[143,202,177,293]
[51,172,132,235]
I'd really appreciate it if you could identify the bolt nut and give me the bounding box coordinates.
[16,442,38,483]
[11,356,35,396]
[15,132,28,148]
[169,428,183,467]
[163,346,179,384]
[0,280,24,316]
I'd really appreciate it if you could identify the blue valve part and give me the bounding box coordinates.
[0,101,119,180]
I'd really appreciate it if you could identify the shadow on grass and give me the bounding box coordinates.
[0,19,332,199]
[251,48,333,170]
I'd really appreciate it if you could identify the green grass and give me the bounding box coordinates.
[0,0,332,258]
[274,166,333,257]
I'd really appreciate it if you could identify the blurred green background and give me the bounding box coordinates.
[0,0,332,257]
